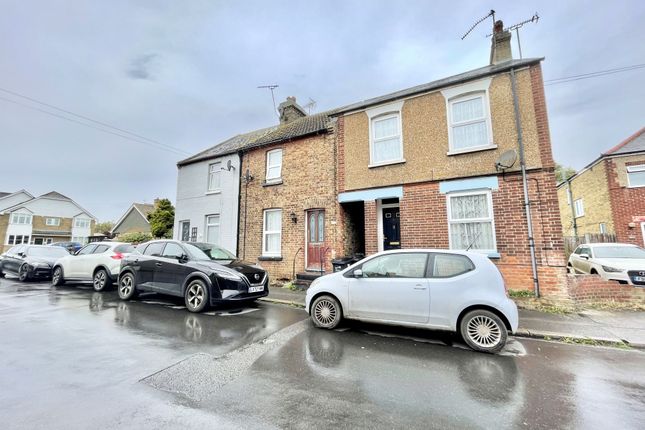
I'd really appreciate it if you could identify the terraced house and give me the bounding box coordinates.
[0,190,96,253]
[334,23,565,294]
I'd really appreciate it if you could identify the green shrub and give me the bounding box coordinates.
[118,231,154,244]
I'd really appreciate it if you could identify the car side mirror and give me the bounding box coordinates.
[353,269,363,278]
[17,252,25,258]
[580,253,590,260]
[178,254,189,263]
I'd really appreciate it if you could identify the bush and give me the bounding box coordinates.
[118,231,153,244]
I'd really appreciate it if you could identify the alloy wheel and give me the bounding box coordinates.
[313,298,337,326]
[94,271,107,291]
[52,269,61,284]
[187,283,204,310]
[119,276,133,297]
[466,315,502,348]
[18,265,28,281]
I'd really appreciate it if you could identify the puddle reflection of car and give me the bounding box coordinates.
[118,240,268,312]
[306,250,518,353]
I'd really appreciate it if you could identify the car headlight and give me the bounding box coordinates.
[601,265,623,273]
[213,269,242,281]
[33,262,50,268]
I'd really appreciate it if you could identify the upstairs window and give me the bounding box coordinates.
[10,213,32,225]
[574,199,584,218]
[266,149,283,182]
[45,217,60,226]
[448,93,491,152]
[627,165,645,188]
[74,218,91,228]
[208,162,221,192]
[370,113,403,165]
[448,190,496,252]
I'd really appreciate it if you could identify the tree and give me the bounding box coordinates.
[147,198,175,238]
[555,163,576,183]
[93,221,114,236]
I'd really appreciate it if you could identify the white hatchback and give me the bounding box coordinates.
[52,242,135,291]
[568,242,645,286]
[305,249,519,353]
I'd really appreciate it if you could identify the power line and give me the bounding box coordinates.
[0,95,188,156]
[0,86,190,155]
[544,63,645,86]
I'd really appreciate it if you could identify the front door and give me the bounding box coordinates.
[180,221,190,242]
[383,207,401,250]
[306,210,325,270]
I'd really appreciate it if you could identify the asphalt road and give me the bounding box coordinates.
[1,277,644,430]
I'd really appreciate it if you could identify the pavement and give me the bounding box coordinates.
[262,287,645,348]
[2,277,645,429]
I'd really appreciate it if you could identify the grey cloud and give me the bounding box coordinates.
[127,53,160,80]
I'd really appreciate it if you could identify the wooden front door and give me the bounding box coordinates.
[383,207,401,250]
[306,210,325,270]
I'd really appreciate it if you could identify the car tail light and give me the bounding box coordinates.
[111,252,124,260]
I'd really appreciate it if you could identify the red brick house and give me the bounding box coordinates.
[333,23,565,295]
[558,127,645,247]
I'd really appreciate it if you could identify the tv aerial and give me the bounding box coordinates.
[258,84,279,117]
[461,9,496,40]
[486,13,539,59]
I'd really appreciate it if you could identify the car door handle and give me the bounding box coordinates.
[414,285,427,290]
[155,262,163,267]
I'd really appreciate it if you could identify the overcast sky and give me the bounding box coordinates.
[1,1,644,222]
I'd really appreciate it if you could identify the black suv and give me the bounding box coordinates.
[117,240,268,312]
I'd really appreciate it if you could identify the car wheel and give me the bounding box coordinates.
[93,269,111,292]
[310,295,342,329]
[18,264,30,282]
[0,270,4,278]
[118,273,138,300]
[52,267,65,286]
[185,279,209,313]
[460,310,508,354]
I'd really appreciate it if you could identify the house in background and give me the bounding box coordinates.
[557,127,645,247]
[111,203,155,237]
[0,190,96,252]
[334,22,564,293]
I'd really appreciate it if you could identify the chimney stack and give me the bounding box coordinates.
[277,96,307,124]
[490,20,512,65]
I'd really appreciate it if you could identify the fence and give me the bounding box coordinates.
[563,233,617,258]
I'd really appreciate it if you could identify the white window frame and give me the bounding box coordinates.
[366,101,405,167]
[447,189,497,253]
[10,213,32,225]
[45,217,61,226]
[74,218,91,228]
[441,78,495,155]
[265,149,283,182]
[6,235,30,245]
[627,164,645,188]
[574,199,585,218]
[205,214,220,244]
[207,162,222,193]
[599,223,607,234]
[262,209,282,257]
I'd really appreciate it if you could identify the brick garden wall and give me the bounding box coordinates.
[567,274,645,306]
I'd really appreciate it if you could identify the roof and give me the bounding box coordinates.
[603,127,645,156]
[331,58,543,115]
[110,202,154,234]
[0,192,10,198]
[40,191,71,200]
[178,58,541,167]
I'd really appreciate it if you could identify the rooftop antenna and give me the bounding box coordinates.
[461,9,495,40]
[257,84,279,117]
[303,97,317,114]
[486,13,539,59]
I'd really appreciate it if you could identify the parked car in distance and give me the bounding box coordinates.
[51,241,82,254]
[51,242,135,291]
[568,243,645,286]
[305,249,518,353]
[0,245,70,281]
[117,240,269,312]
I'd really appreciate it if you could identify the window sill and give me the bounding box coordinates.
[627,185,645,189]
[205,190,221,195]
[447,145,497,156]
[262,179,283,187]
[368,159,406,169]
[258,255,283,261]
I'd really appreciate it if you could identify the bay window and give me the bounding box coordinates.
[10,213,32,225]
[262,209,282,257]
[448,190,496,252]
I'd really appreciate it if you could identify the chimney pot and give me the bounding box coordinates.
[277,96,307,125]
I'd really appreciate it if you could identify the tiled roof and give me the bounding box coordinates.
[40,191,71,200]
[603,127,645,155]
[0,192,10,198]
[133,203,155,218]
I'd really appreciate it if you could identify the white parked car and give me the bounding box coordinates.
[568,243,645,286]
[305,249,518,353]
[52,242,135,291]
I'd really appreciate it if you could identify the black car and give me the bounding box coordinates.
[118,240,269,312]
[50,241,82,254]
[0,245,70,281]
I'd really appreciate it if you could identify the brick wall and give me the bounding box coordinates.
[607,157,645,247]
[567,274,645,305]
[238,132,342,281]
[363,200,378,255]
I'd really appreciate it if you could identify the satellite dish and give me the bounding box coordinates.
[495,149,517,171]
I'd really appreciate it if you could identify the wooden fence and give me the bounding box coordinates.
[563,233,617,258]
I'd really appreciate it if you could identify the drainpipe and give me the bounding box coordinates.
[565,177,578,236]
[510,68,540,298]
[235,150,243,257]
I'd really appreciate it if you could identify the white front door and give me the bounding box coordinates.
[348,253,429,324]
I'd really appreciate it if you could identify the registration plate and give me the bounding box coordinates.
[634,276,645,283]
[248,285,265,293]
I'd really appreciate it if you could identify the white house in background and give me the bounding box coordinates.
[0,190,96,252]
[175,130,271,254]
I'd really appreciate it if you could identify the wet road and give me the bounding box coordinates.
[1,278,644,429]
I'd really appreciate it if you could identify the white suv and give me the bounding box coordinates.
[52,242,134,291]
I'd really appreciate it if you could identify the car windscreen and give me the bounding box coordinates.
[195,244,237,260]
[114,244,135,253]
[27,247,69,258]
[593,246,645,259]
[183,243,212,261]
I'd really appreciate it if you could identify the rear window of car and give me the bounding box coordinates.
[431,253,475,278]
[114,244,135,254]
[143,242,164,257]
[93,245,110,254]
